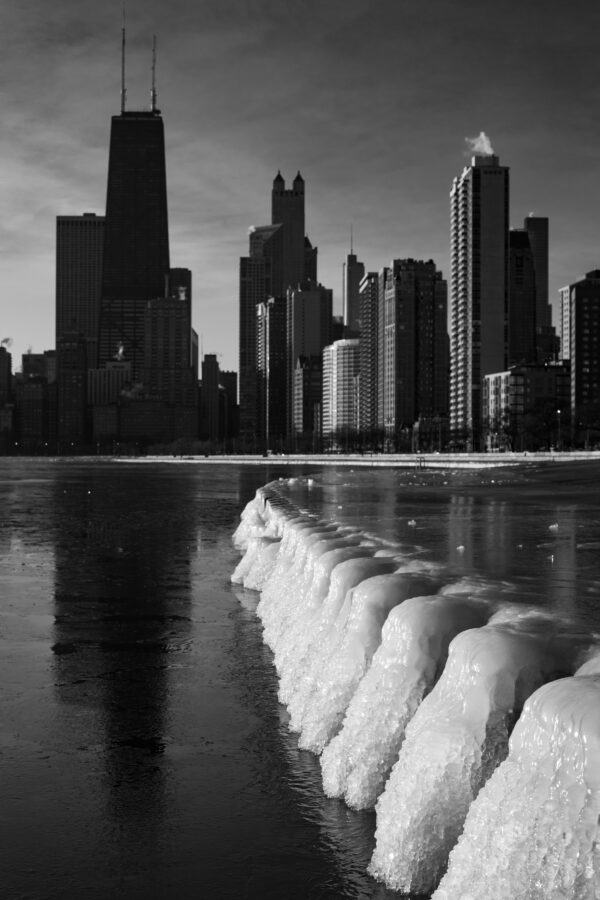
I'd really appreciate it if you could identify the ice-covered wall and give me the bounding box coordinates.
[433,673,600,899]
[232,478,600,897]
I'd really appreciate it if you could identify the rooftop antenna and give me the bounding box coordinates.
[150,35,157,112]
[350,223,354,255]
[120,4,127,113]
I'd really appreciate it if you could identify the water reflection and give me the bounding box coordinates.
[51,464,194,839]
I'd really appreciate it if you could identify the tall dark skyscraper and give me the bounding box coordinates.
[98,108,170,379]
[56,213,105,367]
[382,259,448,440]
[343,239,365,334]
[508,228,537,366]
[271,171,306,292]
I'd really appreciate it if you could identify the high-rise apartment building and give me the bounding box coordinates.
[98,109,170,378]
[322,339,360,438]
[56,213,105,367]
[450,153,509,449]
[559,285,571,360]
[256,297,287,447]
[358,272,379,434]
[382,259,448,441]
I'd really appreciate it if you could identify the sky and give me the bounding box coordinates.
[2,0,600,372]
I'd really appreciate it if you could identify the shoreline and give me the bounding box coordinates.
[114,450,600,469]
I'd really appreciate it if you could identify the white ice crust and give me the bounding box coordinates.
[433,674,600,900]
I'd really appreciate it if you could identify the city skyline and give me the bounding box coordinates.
[3,0,600,372]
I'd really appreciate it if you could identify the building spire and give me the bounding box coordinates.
[120,4,127,113]
[151,35,158,112]
[350,223,353,255]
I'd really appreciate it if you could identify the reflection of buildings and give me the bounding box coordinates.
[51,467,194,830]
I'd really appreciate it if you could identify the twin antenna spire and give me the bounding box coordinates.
[120,8,159,114]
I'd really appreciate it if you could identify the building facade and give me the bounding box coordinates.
[344,249,365,334]
[286,284,332,435]
[322,339,360,440]
[382,259,448,445]
[508,228,537,366]
[56,213,105,368]
[256,296,287,448]
[567,270,600,427]
[483,362,570,451]
[358,272,379,435]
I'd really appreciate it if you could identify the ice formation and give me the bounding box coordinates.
[232,479,600,897]
[433,674,600,900]
[297,569,446,754]
[320,592,490,809]
[368,620,587,894]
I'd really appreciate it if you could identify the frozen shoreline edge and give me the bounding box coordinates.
[115,450,600,468]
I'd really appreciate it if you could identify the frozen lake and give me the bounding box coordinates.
[2,457,599,898]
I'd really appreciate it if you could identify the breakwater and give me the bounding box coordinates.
[232,477,600,897]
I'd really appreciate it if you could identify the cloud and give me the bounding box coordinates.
[465,132,495,156]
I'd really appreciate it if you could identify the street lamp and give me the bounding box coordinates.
[557,409,561,451]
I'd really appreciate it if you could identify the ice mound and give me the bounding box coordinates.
[259,524,359,651]
[285,555,409,733]
[368,620,582,895]
[321,592,490,809]
[230,535,281,589]
[298,569,446,754]
[275,543,378,700]
[433,674,600,900]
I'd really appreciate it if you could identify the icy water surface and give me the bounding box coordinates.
[1,459,399,900]
[2,458,600,899]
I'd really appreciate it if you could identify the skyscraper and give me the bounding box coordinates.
[238,172,316,442]
[271,171,306,292]
[358,272,379,435]
[381,259,448,443]
[566,270,600,423]
[322,339,360,440]
[450,152,509,449]
[343,242,365,334]
[524,216,550,328]
[256,296,287,447]
[98,108,170,379]
[287,284,332,435]
[56,213,105,367]
[508,229,537,366]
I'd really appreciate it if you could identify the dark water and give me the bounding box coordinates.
[0,459,398,900]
